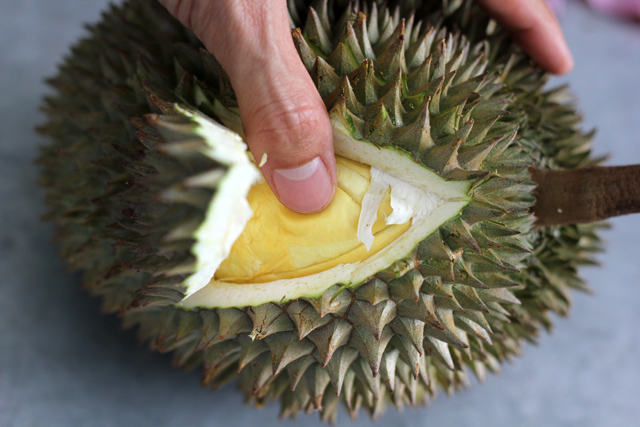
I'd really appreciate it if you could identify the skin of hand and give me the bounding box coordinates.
[159,0,573,214]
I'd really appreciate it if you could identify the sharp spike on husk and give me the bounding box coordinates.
[325,346,359,395]
[441,217,481,254]
[379,348,400,392]
[349,326,393,377]
[391,335,422,379]
[347,300,397,340]
[422,138,461,175]
[423,308,468,349]
[392,98,435,159]
[265,331,315,375]
[287,299,332,339]
[406,55,432,92]
[304,285,351,318]
[424,336,455,371]
[364,103,395,145]
[389,269,424,302]
[353,12,375,59]
[237,335,270,371]
[354,278,390,306]
[456,315,493,345]
[452,284,490,313]
[307,363,332,410]
[286,354,316,391]
[327,41,360,76]
[397,293,442,329]
[348,58,378,107]
[461,201,506,225]
[202,341,241,384]
[311,57,341,98]
[217,308,252,340]
[304,7,333,55]
[324,76,364,116]
[351,357,382,399]
[248,303,294,341]
[421,276,455,299]
[406,27,436,69]
[374,32,405,81]
[307,319,353,366]
[390,316,426,354]
[195,310,220,352]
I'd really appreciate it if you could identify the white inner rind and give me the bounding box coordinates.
[178,112,472,309]
[358,167,445,251]
[178,108,261,297]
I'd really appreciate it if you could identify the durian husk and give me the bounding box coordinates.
[37,0,605,422]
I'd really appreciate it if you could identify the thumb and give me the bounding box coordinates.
[183,0,337,213]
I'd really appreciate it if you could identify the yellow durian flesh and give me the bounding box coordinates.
[215,156,411,284]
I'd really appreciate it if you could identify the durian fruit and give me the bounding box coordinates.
[38,0,637,422]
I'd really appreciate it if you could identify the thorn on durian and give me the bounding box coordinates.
[285,354,316,391]
[201,340,241,384]
[374,32,405,81]
[311,56,341,98]
[347,300,396,341]
[324,76,364,116]
[422,138,461,176]
[237,335,269,371]
[307,364,331,410]
[354,278,390,306]
[379,348,400,392]
[405,27,436,69]
[389,269,424,302]
[393,97,434,159]
[391,335,422,379]
[304,7,333,56]
[307,318,353,367]
[348,58,378,107]
[264,331,314,375]
[286,299,331,339]
[303,285,351,318]
[390,316,426,355]
[324,346,359,395]
[292,28,317,72]
[353,12,375,59]
[216,307,252,339]
[327,41,359,76]
[424,336,455,371]
[349,326,393,377]
[397,293,443,330]
[247,303,294,340]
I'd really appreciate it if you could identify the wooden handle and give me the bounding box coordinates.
[531,165,640,226]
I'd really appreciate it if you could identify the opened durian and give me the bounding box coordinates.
[39,0,637,422]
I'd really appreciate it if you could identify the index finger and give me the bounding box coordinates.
[476,0,573,74]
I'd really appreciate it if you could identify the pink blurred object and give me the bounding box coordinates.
[586,0,640,20]
[545,0,640,20]
[546,0,567,15]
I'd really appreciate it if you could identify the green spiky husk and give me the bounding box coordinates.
[38,0,604,422]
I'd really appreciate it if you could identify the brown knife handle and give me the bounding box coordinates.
[531,165,640,227]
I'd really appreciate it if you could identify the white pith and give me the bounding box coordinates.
[178,110,471,308]
[178,108,260,298]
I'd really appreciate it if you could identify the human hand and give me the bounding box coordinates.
[477,0,573,74]
[159,0,572,214]
[160,0,336,214]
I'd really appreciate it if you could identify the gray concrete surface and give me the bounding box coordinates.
[1,1,640,426]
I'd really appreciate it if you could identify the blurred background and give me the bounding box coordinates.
[1,1,640,426]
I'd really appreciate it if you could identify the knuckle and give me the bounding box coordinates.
[251,98,330,154]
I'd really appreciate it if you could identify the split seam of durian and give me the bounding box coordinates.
[358,167,445,251]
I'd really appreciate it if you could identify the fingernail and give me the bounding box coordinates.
[272,157,333,214]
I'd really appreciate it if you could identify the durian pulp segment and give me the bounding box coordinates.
[179,114,472,309]
[214,157,412,283]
